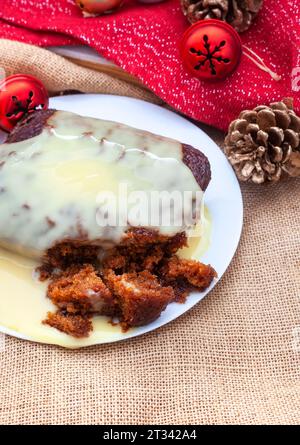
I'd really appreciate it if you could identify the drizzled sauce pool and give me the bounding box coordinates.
[0,208,211,348]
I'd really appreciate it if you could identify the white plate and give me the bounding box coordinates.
[0,94,243,347]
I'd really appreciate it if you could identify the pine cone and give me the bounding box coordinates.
[224,98,300,184]
[181,0,263,32]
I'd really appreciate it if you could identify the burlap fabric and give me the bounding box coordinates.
[0,40,299,425]
[0,39,161,104]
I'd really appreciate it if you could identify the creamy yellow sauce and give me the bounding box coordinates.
[178,205,212,260]
[0,249,124,348]
[0,206,211,348]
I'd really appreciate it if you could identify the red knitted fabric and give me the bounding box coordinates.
[0,0,299,130]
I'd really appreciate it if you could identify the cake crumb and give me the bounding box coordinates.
[47,264,115,315]
[160,256,217,295]
[104,270,174,330]
[43,311,92,338]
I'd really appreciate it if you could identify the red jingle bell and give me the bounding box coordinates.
[75,0,124,17]
[180,19,242,81]
[0,74,49,132]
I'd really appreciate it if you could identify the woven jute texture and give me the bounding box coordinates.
[0,39,161,104]
[0,40,300,425]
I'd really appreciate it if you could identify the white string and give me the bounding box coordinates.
[243,45,281,81]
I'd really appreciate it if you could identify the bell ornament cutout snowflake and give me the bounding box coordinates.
[180,19,242,81]
[0,74,49,132]
[180,19,281,82]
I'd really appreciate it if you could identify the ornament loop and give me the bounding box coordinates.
[243,46,281,82]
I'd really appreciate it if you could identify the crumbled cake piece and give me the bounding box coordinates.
[39,229,216,338]
[166,280,192,303]
[160,256,217,295]
[102,230,187,274]
[39,231,187,277]
[40,243,101,271]
[102,244,164,274]
[43,311,93,338]
[104,270,174,329]
[140,245,165,271]
[121,229,187,256]
[47,264,114,315]
[102,251,127,273]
